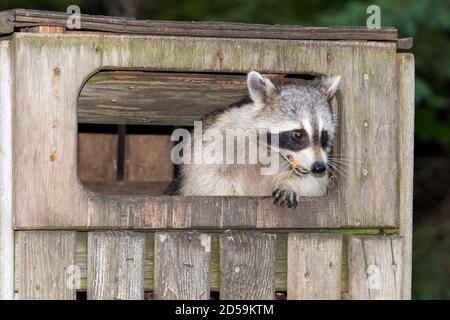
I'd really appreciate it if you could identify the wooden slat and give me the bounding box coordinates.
[287,233,343,300]
[0,40,13,300]
[17,231,76,299]
[397,53,414,300]
[87,231,145,300]
[0,12,14,34]
[4,9,397,41]
[78,133,118,181]
[78,72,306,125]
[79,72,247,125]
[348,236,403,300]
[83,180,169,195]
[125,134,173,181]
[154,232,211,299]
[219,232,276,300]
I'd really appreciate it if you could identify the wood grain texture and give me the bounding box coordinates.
[397,53,414,299]
[125,134,173,181]
[348,236,403,300]
[0,12,14,34]
[87,231,146,300]
[17,231,76,299]
[83,180,169,195]
[219,232,276,300]
[287,233,343,300]
[76,232,292,292]
[6,9,397,41]
[78,133,118,181]
[78,72,306,125]
[0,40,14,299]
[154,232,211,300]
[12,33,398,229]
[79,72,247,125]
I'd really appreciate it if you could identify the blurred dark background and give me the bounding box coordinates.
[1,0,449,299]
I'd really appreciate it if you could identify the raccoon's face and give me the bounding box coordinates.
[247,71,341,177]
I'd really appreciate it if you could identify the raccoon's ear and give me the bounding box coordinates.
[313,76,342,99]
[247,71,278,105]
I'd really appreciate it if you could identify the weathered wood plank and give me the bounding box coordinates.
[7,9,397,41]
[397,53,414,299]
[0,12,14,34]
[287,233,343,300]
[154,232,211,300]
[17,231,76,299]
[78,72,307,125]
[79,72,247,125]
[348,236,403,300]
[125,134,173,181]
[83,180,169,196]
[0,40,14,299]
[325,37,399,228]
[87,231,146,300]
[78,133,118,181]
[219,232,276,300]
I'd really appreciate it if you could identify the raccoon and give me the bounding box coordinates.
[171,71,341,208]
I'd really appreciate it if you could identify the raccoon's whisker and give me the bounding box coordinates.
[327,161,349,174]
[327,162,349,180]
[328,154,362,164]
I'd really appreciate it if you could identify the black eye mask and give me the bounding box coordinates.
[267,129,309,151]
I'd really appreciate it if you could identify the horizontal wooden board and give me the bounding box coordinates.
[83,180,169,196]
[2,9,397,41]
[78,72,307,125]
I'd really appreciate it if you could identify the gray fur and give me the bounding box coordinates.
[176,71,341,207]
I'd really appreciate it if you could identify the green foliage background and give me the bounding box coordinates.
[1,0,449,299]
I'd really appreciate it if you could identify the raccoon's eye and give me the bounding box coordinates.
[293,130,303,140]
[321,130,329,148]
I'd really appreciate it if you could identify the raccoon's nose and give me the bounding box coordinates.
[311,161,326,174]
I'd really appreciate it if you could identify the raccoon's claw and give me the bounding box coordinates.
[272,188,299,209]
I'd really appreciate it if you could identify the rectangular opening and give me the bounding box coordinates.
[78,71,319,197]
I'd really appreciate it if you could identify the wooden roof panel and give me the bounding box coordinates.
[0,9,398,41]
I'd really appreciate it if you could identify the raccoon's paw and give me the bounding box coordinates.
[272,188,299,209]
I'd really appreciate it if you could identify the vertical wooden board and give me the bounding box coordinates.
[397,53,414,300]
[154,232,211,300]
[125,134,173,182]
[87,231,145,300]
[348,236,403,300]
[17,231,76,300]
[0,40,14,300]
[78,133,118,181]
[287,233,343,300]
[219,232,276,300]
[13,34,101,228]
[326,43,398,227]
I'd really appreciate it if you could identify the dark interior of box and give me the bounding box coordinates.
[78,71,315,195]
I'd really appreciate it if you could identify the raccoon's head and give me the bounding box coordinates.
[247,71,341,177]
